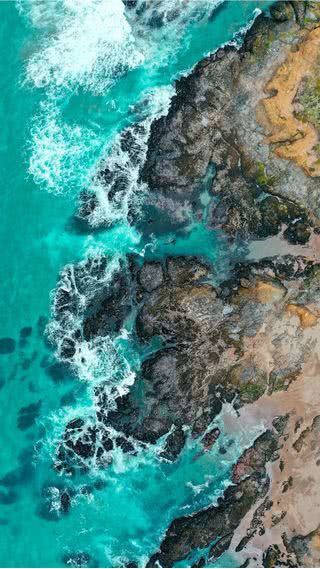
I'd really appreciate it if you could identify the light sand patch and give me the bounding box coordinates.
[247,229,320,262]
[228,319,320,567]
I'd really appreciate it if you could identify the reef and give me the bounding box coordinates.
[51,1,320,566]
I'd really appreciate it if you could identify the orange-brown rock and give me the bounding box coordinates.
[259,26,320,176]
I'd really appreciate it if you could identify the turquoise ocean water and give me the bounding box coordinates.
[0,1,272,567]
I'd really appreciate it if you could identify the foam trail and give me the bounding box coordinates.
[78,85,174,227]
[21,0,225,196]
[21,0,144,93]
[48,249,124,380]
[229,7,262,48]
[20,0,225,94]
[28,100,102,193]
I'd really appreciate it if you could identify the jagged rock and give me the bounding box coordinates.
[51,256,133,362]
[148,430,279,567]
[137,261,164,292]
[270,2,295,22]
[141,6,319,239]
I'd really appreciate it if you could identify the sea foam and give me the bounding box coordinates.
[78,85,174,227]
[23,0,144,93]
[28,99,102,193]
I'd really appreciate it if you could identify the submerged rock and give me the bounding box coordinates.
[0,338,15,354]
[20,326,32,338]
[17,400,42,431]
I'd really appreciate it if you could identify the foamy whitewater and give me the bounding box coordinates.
[0,1,273,567]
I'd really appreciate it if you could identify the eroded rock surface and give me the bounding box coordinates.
[51,2,320,566]
[142,0,320,240]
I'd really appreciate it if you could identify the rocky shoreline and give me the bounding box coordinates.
[51,1,320,567]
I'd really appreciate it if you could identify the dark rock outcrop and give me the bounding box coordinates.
[51,256,133,362]
[140,4,318,240]
[55,252,320,472]
[148,430,280,567]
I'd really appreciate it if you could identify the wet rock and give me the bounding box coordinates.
[115,435,135,453]
[283,220,311,245]
[60,338,76,359]
[102,434,113,452]
[293,415,320,452]
[62,552,93,568]
[51,256,133,363]
[148,429,279,567]
[66,418,85,431]
[138,262,164,292]
[166,256,210,284]
[141,10,317,239]
[60,491,71,513]
[270,2,295,22]
[288,525,320,566]
[232,431,279,484]
[257,196,308,240]
[263,544,282,567]
[123,0,138,8]
[77,123,147,227]
[64,426,97,459]
[202,428,221,451]
[207,533,233,564]
[160,427,187,462]
[236,496,273,552]
[136,257,215,343]
[56,253,320,476]
[39,485,74,521]
[82,270,131,340]
[290,0,307,25]
[103,255,318,462]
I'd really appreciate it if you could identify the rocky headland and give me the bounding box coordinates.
[52,1,320,567]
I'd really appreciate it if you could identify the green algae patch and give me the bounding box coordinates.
[239,381,266,404]
[296,74,320,132]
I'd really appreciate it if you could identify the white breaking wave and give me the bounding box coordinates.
[22,0,144,93]
[20,0,224,93]
[28,100,102,193]
[229,7,262,49]
[21,0,225,195]
[79,85,174,227]
[48,249,123,381]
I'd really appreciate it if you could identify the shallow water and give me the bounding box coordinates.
[0,1,272,566]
